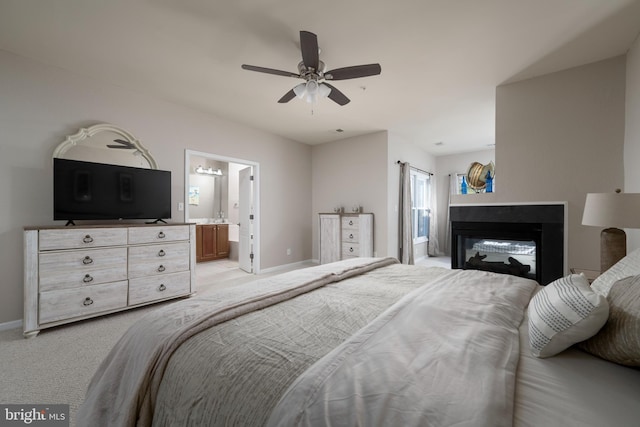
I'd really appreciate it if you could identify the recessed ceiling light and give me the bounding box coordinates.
[435,141,444,146]
[336,129,344,133]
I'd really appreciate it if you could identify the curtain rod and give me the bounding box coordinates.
[396,160,433,176]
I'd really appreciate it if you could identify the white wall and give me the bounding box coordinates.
[311,132,389,260]
[451,56,627,272]
[0,50,312,325]
[434,149,495,254]
[625,33,640,251]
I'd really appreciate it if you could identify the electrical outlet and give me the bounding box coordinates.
[286,248,291,256]
[178,202,184,211]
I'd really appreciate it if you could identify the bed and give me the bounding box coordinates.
[77,256,640,426]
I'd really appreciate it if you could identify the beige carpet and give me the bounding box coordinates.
[0,259,313,426]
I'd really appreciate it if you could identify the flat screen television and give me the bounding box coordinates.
[53,158,171,223]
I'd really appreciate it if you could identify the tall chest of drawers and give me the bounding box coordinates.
[23,223,196,338]
[319,213,374,264]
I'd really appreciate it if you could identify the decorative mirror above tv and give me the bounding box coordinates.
[52,124,171,223]
[53,123,157,169]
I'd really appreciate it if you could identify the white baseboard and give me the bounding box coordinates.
[260,259,318,274]
[0,319,22,332]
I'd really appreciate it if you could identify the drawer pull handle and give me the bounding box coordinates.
[158,284,166,292]
[349,233,354,239]
[82,256,93,265]
[158,231,166,239]
[158,249,166,257]
[83,235,94,244]
[83,297,94,306]
[157,265,166,272]
[83,274,94,283]
[349,247,354,253]
[348,220,354,226]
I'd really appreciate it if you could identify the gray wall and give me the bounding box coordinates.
[310,131,437,262]
[451,55,627,272]
[0,50,312,325]
[625,34,640,250]
[434,149,495,254]
[311,132,389,260]
[387,133,437,259]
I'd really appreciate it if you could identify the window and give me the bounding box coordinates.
[410,170,431,243]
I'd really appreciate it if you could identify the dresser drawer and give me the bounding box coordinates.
[342,243,360,258]
[341,216,359,230]
[128,242,190,278]
[39,228,127,251]
[39,280,128,324]
[342,229,360,243]
[129,271,191,305]
[128,225,190,245]
[39,247,128,292]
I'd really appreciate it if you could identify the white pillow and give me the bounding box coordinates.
[528,274,609,358]
[591,248,640,297]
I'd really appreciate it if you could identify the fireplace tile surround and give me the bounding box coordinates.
[450,203,566,285]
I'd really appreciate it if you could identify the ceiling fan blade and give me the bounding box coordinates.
[278,89,297,103]
[241,64,300,78]
[300,30,319,71]
[107,139,135,149]
[325,64,382,80]
[323,83,350,106]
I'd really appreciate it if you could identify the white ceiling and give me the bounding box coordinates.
[1,0,640,155]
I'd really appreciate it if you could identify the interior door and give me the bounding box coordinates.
[239,167,253,273]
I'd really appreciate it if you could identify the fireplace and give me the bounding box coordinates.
[450,204,565,285]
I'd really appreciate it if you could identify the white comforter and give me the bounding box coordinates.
[78,258,538,426]
[268,269,538,427]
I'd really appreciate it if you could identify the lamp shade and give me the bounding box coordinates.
[293,81,331,104]
[582,192,640,229]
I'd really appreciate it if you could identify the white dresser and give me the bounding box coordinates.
[23,223,196,337]
[319,213,374,264]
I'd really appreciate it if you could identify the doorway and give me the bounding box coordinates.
[184,150,260,274]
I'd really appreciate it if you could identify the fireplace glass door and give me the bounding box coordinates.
[461,237,537,280]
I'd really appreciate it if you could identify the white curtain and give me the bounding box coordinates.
[399,162,414,264]
[428,174,440,256]
[444,174,457,255]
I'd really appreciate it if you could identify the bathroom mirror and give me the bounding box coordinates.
[53,123,157,169]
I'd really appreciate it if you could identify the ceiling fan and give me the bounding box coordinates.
[241,30,381,106]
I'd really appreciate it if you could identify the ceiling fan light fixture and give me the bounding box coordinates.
[318,83,331,98]
[293,82,307,99]
[304,80,319,104]
[293,80,331,104]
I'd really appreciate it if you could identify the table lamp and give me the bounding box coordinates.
[582,190,640,272]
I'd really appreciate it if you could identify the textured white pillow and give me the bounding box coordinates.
[528,274,609,358]
[591,248,640,296]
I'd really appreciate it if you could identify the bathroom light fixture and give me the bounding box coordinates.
[195,166,222,176]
